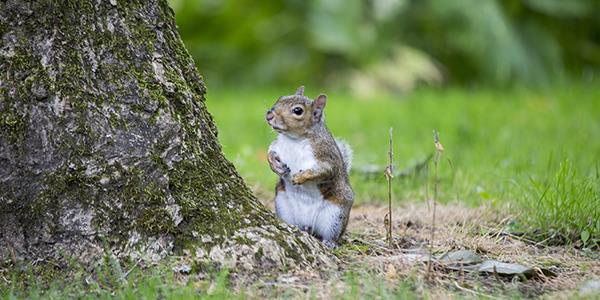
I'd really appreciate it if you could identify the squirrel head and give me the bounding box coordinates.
[266,86,327,138]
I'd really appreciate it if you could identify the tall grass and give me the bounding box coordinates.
[515,159,600,247]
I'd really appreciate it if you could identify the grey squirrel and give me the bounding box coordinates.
[265,86,354,248]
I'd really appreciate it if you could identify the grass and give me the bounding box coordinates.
[1,259,239,300]
[515,159,600,248]
[206,81,600,245]
[0,258,425,299]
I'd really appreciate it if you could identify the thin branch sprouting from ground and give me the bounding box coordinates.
[384,127,394,246]
[427,130,444,279]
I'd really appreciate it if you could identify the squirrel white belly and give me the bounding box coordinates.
[265,86,354,248]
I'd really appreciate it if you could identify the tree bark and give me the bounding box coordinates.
[0,0,332,269]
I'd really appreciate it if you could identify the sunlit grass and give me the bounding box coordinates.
[206,81,600,245]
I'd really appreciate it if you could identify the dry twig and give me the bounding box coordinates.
[427,130,444,280]
[384,127,394,246]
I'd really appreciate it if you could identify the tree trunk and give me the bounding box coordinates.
[0,0,332,270]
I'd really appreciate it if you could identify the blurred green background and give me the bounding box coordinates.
[170,0,600,246]
[170,0,599,91]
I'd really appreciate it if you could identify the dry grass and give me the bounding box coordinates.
[245,198,600,299]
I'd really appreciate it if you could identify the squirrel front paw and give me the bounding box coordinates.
[268,151,290,176]
[292,172,308,185]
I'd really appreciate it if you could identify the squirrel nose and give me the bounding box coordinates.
[266,110,274,122]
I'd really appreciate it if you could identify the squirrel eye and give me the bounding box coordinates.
[292,107,304,116]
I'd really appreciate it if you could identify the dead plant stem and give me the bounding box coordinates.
[385,127,394,246]
[428,130,444,279]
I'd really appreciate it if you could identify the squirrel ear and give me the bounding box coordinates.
[295,86,305,96]
[312,94,327,123]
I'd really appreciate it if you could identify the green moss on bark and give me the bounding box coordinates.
[0,106,28,144]
[1,0,330,270]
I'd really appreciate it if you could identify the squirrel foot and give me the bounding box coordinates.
[322,240,338,249]
[300,225,313,233]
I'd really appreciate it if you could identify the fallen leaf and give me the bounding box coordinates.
[438,250,483,266]
[437,250,556,279]
[477,260,531,275]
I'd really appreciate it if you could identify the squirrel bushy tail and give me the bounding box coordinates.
[335,139,352,174]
